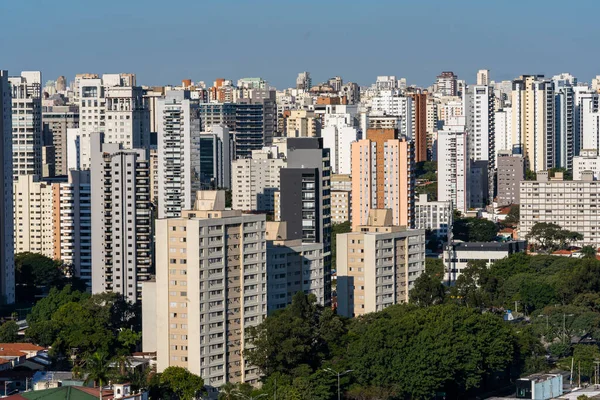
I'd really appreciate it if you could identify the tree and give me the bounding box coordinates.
[245,292,345,377]
[345,304,518,399]
[84,352,112,400]
[581,246,597,259]
[503,205,520,226]
[526,222,582,252]
[0,321,19,343]
[525,170,537,181]
[160,366,205,399]
[15,252,66,303]
[453,218,498,242]
[410,262,446,307]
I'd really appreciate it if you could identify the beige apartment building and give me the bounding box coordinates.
[331,189,351,224]
[232,146,286,212]
[520,171,600,247]
[336,209,425,317]
[511,75,554,171]
[13,171,92,284]
[351,128,414,230]
[285,110,320,137]
[143,191,266,390]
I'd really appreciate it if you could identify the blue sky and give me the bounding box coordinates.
[1,0,599,89]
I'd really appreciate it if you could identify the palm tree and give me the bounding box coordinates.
[84,352,111,400]
[218,382,236,400]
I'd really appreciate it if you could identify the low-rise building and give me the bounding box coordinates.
[336,209,425,318]
[443,240,527,283]
[414,194,452,240]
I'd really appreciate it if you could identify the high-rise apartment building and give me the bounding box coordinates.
[553,74,576,169]
[232,146,286,212]
[279,138,332,303]
[0,70,14,303]
[351,128,415,230]
[9,72,42,178]
[78,78,105,169]
[496,152,524,206]
[144,191,267,388]
[105,86,150,149]
[436,72,458,96]
[13,171,92,284]
[437,117,469,212]
[198,125,232,189]
[42,106,79,176]
[477,69,490,86]
[321,122,358,175]
[198,102,274,159]
[285,110,320,138]
[296,71,311,90]
[90,134,152,303]
[157,91,201,219]
[464,84,495,201]
[266,221,328,311]
[337,209,425,318]
[369,93,413,138]
[494,108,513,167]
[331,189,351,224]
[410,92,428,162]
[511,75,554,171]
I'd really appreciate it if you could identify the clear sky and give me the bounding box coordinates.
[1,0,599,89]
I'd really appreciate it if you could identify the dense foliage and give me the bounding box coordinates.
[526,222,583,253]
[15,252,86,303]
[452,217,498,242]
[25,285,140,360]
[245,292,523,400]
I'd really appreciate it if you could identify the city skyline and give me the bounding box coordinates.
[3,0,600,88]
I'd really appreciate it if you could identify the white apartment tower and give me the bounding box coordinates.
[0,71,14,304]
[232,146,286,212]
[494,108,513,166]
[90,134,152,303]
[78,78,105,169]
[369,92,413,138]
[105,86,150,149]
[157,90,201,218]
[9,72,42,178]
[437,117,469,213]
[321,112,359,175]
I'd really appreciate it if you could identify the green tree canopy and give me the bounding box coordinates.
[453,218,498,242]
[526,222,583,253]
[245,292,345,378]
[160,366,205,400]
[0,321,19,342]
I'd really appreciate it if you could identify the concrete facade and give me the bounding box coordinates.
[337,210,425,317]
[0,70,15,303]
[232,146,286,212]
[91,134,152,303]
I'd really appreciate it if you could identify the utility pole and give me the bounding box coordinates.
[570,357,574,387]
[595,360,600,388]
